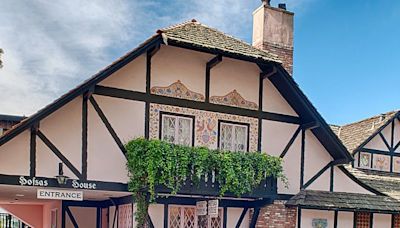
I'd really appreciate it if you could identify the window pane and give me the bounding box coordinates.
[234,125,247,152]
[177,118,192,146]
[220,124,233,151]
[169,207,181,228]
[163,116,176,143]
[183,208,196,228]
[210,209,223,228]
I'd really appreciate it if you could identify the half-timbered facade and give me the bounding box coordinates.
[0,1,398,228]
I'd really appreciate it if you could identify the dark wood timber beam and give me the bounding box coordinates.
[89,96,127,156]
[302,161,333,189]
[235,208,249,228]
[301,121,320,130]
[82,91,91,180]
[260,66,277,80]
[257,66,277,151]
[0,36,163,148]
[66,207,79,228]
[148,44,160,58]
[378,132,391,151]
[249,207,261,228]
[29,122,39,177]
[206,54,223,69]
[94,85,301,124]
[205,55,222,102]
[280,126,302,158]
[37,130,82,179]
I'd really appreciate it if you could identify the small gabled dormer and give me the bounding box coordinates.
[334,110,400,173]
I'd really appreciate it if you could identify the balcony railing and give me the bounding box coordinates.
[155,172,277,199]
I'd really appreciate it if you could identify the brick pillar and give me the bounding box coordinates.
[249,201,297,228]
[355,212,371,228]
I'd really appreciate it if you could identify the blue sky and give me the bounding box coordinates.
[0,0,399,125]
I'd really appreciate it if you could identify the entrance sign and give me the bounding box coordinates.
[196,201,207,216]
[37,189,83,201]
[208,200,219,218]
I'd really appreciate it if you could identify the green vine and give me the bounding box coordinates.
[126,138,285,227]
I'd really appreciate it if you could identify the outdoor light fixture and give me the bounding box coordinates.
[55,163,68,185]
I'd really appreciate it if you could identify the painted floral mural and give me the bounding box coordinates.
[150,103,258,151]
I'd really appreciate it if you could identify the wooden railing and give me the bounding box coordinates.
[155,172,277,199]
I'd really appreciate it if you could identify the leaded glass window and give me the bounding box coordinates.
[161,114,193,146]
[169,206,223,228]
[219,122,248,152]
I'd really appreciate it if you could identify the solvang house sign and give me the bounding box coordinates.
[18,176,96,190]
[19,176,49,187]
[37,189,83,201]
[71,180,96,190]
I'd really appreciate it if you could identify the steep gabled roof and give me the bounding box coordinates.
[332,110,399,153]
[158,20,281,63]
[332,112,400,198]
[0,20,352,163]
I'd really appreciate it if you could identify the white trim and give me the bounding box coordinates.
[219,122,248,152]
[161,114,193,146]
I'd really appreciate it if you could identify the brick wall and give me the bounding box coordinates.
[393,214,400,228]
[254,42,293,75]
[250,201,297,228]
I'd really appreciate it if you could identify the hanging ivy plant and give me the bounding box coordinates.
[125,138,285,227]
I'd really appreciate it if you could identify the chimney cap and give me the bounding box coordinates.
[278,3,287,10]
[261,0,271,6]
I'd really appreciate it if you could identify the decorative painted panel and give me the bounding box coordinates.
[150,104,258,151]
[359,152,371,169]
[151,80,205,101]
[372,154,390,171]
[312,218,327,228]
[393,157,400,173]
[210,90,258,110]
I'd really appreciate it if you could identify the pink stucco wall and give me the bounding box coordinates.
[0,204,43,228]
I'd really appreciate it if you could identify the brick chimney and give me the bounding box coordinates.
[253,0,294,74]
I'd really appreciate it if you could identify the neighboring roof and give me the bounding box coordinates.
[286,190,400,213]
[158,20,281,63]
[0,114,25,122]
[332,110,399,153]
[345,165,400,200]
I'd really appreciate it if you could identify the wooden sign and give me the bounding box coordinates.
[37,189,83,201]
[196,201,207,216]
[208,200,219,218]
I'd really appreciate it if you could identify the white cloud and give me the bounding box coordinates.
[0,0,137,115]
[0,0,313,116]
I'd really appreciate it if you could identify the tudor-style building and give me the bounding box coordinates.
[0,1,399,228]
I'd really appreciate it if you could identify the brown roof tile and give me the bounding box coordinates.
[332,110,398,153]
[287,190,400,212]
[345,165,400,200]
[158,20,281,63]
